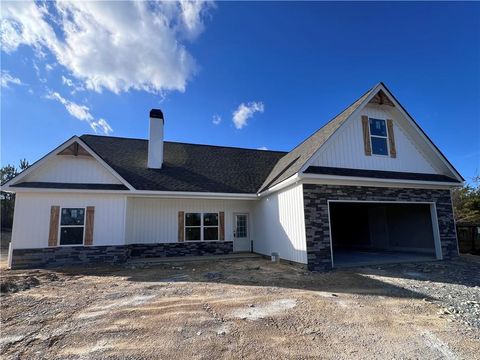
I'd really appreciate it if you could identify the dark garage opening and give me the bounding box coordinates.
[329,202,438,267]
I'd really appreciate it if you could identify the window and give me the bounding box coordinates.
[185,212,219,241]
[59,208,85,245]
[235,214,248,238]
[369,118,389,156]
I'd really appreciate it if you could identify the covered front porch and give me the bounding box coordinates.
[124,196,256,256]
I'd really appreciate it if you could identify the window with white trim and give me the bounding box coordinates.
[185,212,219,241]
[369,118,389,156]
[59,208,85,245]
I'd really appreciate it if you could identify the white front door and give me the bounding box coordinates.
[233,213,250,252]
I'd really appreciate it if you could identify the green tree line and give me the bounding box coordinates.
[451,175,480,224]
[1,159,29,230]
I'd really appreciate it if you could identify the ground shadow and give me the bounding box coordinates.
[10,255,479,300]
[353,255,480,288]
[37,257,449,301]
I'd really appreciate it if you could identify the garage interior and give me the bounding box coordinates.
[329,202,438,267]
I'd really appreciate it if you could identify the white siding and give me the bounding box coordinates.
[11,193,126,249]
[310,104,439,174]
[252,183,307,264]
[23,155,122,184]
[125,197,254,244]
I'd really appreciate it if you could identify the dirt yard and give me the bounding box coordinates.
[1,256,479,360]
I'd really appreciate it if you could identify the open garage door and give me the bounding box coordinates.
[329,202,441,267]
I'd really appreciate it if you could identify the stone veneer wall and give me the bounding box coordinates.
[11,241,233,269]
[303,184,458,271]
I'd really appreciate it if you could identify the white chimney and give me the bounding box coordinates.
[148,109,164,169]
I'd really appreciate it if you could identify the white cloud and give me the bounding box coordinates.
[212,114,222,125]
[61,76,74,87]
[1,70,23,88]
[1,1,213,94]
[32,61,46,83]
[91,118,113,135]
[46,91,113,135]
[232,101,264,129]
[257,146,268,150]
[62,75,85,93]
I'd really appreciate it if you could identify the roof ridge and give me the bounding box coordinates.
[80,134,288,154]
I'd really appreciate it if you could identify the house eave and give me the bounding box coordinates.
[257,174,301,197]
[300,173,463,189]
[5,186,259,200]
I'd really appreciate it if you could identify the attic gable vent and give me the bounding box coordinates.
[57,142,92,157]
[368,90,394,106]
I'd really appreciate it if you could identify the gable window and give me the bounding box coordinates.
[185,212,219,241]
[59,208,85,245]
[369,118,389,156]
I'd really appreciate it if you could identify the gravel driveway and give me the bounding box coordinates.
[1,256,479,359]
[355,255,480,329]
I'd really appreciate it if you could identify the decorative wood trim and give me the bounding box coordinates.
[84,206,95,245]
[178,211,185,242]
[387,119,396,158]
[361,115,372,156]
[368,90,395,107]
[219,211,225,241]
[48,206,60,247]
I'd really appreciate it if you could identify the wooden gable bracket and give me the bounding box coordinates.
[57,142,92,157]
[368,90,395,107]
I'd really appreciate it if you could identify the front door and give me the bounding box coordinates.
[233,213,250,252]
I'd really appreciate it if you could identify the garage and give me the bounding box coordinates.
[328,201,441,267]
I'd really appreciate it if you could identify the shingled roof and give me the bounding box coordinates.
[80,84,375,195]
[80,135,286,193]
[5,83,461,194]
[258,85,377,191]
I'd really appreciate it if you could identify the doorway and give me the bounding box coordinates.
[328,201,441,267]
[233,213,250,252]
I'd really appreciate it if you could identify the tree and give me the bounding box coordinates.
[1,159,30,230]
[451,174,480,223]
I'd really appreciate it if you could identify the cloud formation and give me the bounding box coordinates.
[232,101,264,129]
[46,91,113,135]
[212,114,222,125]
[1,1,212,94]
[257,146,268,150]
[1,70,23,88]
[62,75,85,93]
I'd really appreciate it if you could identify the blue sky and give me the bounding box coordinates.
[1,1,479,182]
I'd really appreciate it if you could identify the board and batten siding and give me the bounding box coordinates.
[252,183,307,264]
[310,104,438,174]
[11,193,126,249]
[23,155,122,184]
[125,197,254,244]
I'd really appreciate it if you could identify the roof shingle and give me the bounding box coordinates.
[80,135,286,193]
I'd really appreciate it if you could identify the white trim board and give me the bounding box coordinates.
[6,175,459,197]
[300,173,461,189]
[5,187,258,200]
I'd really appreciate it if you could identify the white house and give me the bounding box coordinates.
[3,83,463,270]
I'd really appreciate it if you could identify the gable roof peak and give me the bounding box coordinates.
[259,82,464,192]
